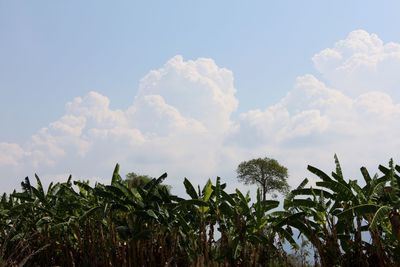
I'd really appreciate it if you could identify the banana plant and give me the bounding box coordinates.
[282,156,365,266]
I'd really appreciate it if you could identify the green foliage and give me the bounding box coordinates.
[2,157,400,266]
[0,165,288,266]
[284,156,400,266]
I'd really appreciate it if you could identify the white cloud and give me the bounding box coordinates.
[234,74,400,187]
[312,30,400,98]
[235,75,352,148]
[127,95,206,137]
[0,56,238,193]
[137,55,238,132]
[0,143,24,166]
[1,31,400,195]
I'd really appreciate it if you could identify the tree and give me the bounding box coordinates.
[125,172,171,193]
[236,157,289,200]
[125,172,152,188]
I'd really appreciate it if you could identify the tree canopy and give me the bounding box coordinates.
[237,157,289,200]
[126,172,171,193]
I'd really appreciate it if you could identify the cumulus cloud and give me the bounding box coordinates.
[235,76,400,186]
[235,75,352,148]
[136,56,238,132]
[0,56,238,192]
[1,31,400,195]
[312,30,400,98]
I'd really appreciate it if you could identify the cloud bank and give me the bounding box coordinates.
[1,30,400,194]
[313,30,400,98]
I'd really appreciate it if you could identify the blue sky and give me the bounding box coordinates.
[1,1,400,194]
[2,1,400,142]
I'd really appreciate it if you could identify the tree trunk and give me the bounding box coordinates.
[390,209,400,241]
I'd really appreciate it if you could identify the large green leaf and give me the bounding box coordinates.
[360,166,372,184]
[286,198,317,209]
[34,174,45,202]
[369,205,391,230]
[235,189,251,214]
[105,185,126,200]
[262,200,279,212]
[113,181,136,202]
[183,178,198,199]
[307,165,332,182]
[349,180,366,202]
[146,209,159,220]
[79,206,103,221]
[144,172,168,192]
[297,178,309,190]
[73,180,95,195]
[202,179,213,202]
[111,163,122,185]
[333,154,344,181]
[220,190,235,206]
[274,211,307,228]
[291,188,333,199]
[337,204,379,219]
[316,181,355,201]
[286,218,315,244]
[278,227,297,247]
[370,181,386,200]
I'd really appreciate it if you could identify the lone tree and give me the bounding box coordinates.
[236,157,289,200]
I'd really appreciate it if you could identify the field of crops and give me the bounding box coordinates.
[1,158,400,266]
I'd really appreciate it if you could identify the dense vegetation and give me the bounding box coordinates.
[1,156,400,266]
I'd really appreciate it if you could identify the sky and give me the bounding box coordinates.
[1,1,400,195]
